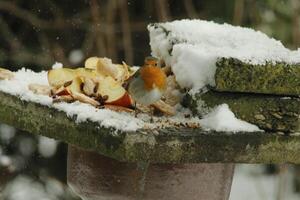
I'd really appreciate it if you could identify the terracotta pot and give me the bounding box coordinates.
[67,146,234,200]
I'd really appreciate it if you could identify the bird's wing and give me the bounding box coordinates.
[122,67,141,90]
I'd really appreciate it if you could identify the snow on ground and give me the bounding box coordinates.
[200,104,261,132]
[230,165,300,200]
[148,19,300,93]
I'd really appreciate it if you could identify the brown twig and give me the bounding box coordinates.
[105,0,118,61]
[119,0,134,64]
[233,0,244,25]
[0,1,87,30]
[184,0,198,19]
[82,28,96,57]
[0,16,22,51]
[52,43,70,66]
[155,0,171,22]
[90,0,107,56]
[0,1,53,28]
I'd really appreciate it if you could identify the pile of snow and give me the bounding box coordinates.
[51,62,63,69]
[200,104,261,132]
[148,19,300,93]
[0,68,200,132]
[2,175,76,200]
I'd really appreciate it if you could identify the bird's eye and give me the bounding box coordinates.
[155,63,157,66]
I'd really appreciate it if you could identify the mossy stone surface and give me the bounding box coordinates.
[183,91,300,133]
[215,58,300,96]
[1,91,300,164]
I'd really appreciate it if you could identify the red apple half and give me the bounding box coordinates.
[97,76,133,108]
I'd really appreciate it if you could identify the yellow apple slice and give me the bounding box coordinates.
[28,84,51,96]
[82,77,97,96]
[54,86,71,96]
[0,68,14,80]
[66,76,83,94]
[85,57,99,69]
[151,100,176,116]
[96,57,118,78]
[71,92,100,107]
[48,68,98,88]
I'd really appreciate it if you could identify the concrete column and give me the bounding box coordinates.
[67,146,234,200]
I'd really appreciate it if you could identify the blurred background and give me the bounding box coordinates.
[0,0,299,199]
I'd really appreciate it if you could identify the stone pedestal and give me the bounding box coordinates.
[67,146,234,200]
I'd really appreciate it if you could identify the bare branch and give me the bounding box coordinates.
[155,0,171,22]
[184,0,198,19]
[233,0,244,25]
[90,0,107,56]
[119,0,134,64]
[105,0,118,61]
[0,16,22,51]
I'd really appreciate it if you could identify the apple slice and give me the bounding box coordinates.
[54,86,71,96]
[96,76,133,107]
[82,77,97,96]
[48,68,98,88]
[66,76,83,94]
[53,95,74,103]
[54,76,83,96]
[71,92,100,107]
[28,84,51,96]
[85,57,99,69]
[106,92,133,108]
[0,68,14,80]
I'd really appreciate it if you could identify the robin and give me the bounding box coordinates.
[127,57,167,107]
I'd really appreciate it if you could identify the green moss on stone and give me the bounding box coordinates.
[215,58,300,95]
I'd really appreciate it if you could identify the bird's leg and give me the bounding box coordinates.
[150,106,154,123]
[134,102,138,117]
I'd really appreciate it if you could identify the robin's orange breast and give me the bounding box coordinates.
[140,66,167,91]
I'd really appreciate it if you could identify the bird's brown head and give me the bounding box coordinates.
[144,56,160,67]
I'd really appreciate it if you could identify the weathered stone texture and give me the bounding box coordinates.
[183,91,300,133]
[215,58,300,96]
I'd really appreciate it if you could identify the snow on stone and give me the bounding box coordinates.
[51,62,63,69]
[0,68,52,105]
[200,104,261,132]
[0,68,200,132]
[148,19,300,93]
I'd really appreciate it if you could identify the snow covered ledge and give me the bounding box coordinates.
[0,90,300,164]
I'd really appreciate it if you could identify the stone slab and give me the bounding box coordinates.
[1,91,300,163]
[215,58,300,96]
[183,91,300,133]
